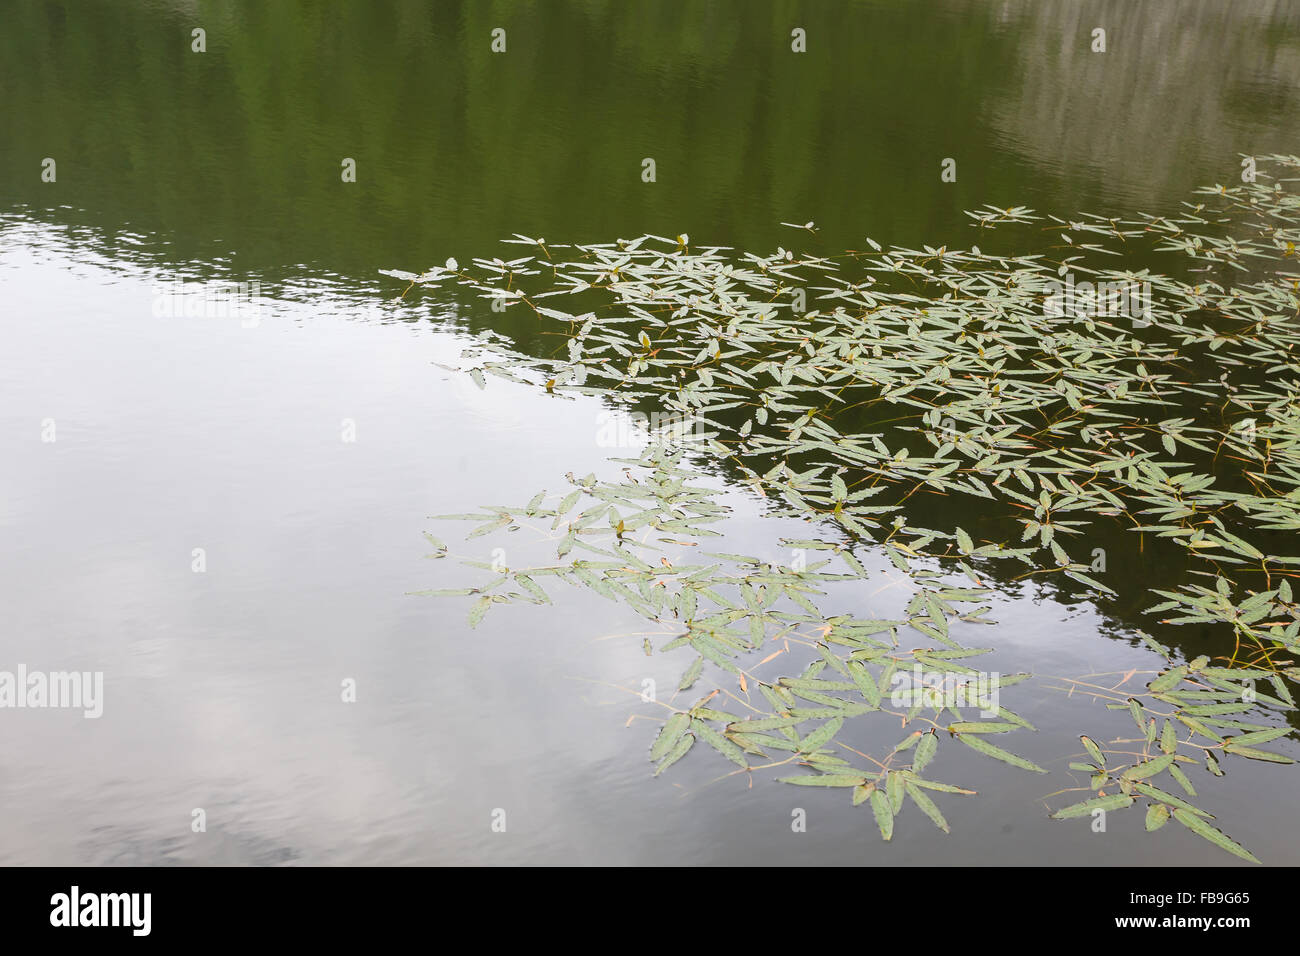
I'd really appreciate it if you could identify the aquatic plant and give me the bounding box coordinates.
[401,155,1300,860]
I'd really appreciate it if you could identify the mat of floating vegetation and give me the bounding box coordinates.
[393,155,1300,862]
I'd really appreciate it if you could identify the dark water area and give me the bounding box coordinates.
[1,0,1298,865]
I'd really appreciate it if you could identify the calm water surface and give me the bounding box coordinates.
[1,0,1299,864]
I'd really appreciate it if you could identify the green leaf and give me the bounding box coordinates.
[556,531,576,558]
[677,656,704,691]
[1222,743,1294,764]
[728,715,806,733]
[887,770,905,814]
[1145,804,1170,831]
[1225,727,1291,747]
[1122,753,1176,781]
[1050,792,1134,819]
[901,772,976,795]
[514,574,551,604]
[1149,666,1188,693]
[1132,782,1209,816]
[654,733,694,776]
[778,773,866,787]
[1172,809,1260,864]
[893,731,923,752]
[869,789,894,841]
[957,733,1048,773]
[905,781,950,833]
[798,716,844,754]
[649,713,689,762]
[947,721,1021,734]
[554,489,582,520]
[693,719,748,767]
[1168,763,1197,796]
[467,595,492,628]
[1159,720,1177,755]
[1128,698,1146,734]
[847,661,881,707]
[913,732,938,773]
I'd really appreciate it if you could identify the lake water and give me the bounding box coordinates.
[2,0,1298,865]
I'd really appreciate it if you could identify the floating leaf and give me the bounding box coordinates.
[869,789,894,841]
[905,781,950,833]
[1222,743,1294,764]
[957,733,1048,773]
[947,721,1021,734]
[779,773,866,787]
[798,716,844,754]
[1172,809,1260,864]
[1122,754,1176,782]
[693,719,748,768]
[1050,792,1134,819]
[678,656,704,691]
[654,733,694,776]
[1132,781,1209,816]
[913,731,938,773]
[649,713,689,762]
[467,595,492,628]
